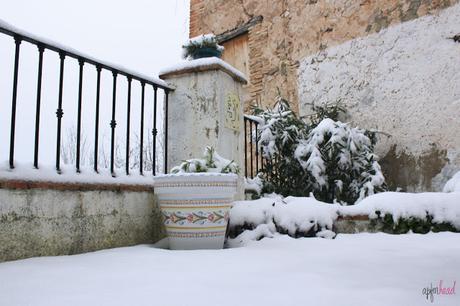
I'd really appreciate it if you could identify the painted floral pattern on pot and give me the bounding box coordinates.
[153,173,237,249]
[163,210,229,225]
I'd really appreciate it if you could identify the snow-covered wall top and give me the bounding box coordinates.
[297,3,460,192]
[159,57,248,84]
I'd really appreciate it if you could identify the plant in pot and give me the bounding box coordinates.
[153,147,239,250]
[182,34,225,60]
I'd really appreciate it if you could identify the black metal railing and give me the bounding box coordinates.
[0,21,173,177]
[244,115,263,178]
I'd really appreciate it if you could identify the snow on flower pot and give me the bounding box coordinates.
[182,34,224,60]
[153,173,238,250]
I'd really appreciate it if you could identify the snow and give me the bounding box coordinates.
[0,233,459,306]
[254,103,386,203]
[244,176,263,194]
[229,192,460,244]
[229,196,279,227]
[243,114,264,124]
[274,196,338,234]
[294,118,381,192]
[156,172,238,178]
[226,223,275,248]
[229,195,339,245]
[0,161,154,186]
[170,146,239,174]
[0,18,170,89]
[443,171,460,192]
[184,33,225,52]
[159,57,248,83]
[343,192,460,229]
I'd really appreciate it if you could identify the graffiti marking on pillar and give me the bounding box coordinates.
[225,93,241,132]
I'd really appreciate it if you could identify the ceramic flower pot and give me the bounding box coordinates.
[153,173,238,250]
[191,47,222,59]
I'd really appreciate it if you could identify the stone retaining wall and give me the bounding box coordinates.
[0,180,164,262]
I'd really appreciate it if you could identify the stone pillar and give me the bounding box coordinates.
[159,58,248,198]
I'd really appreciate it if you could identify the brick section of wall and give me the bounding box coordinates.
[247,22,267,107]
[0,179,153,192]
[188,0,459,111]
[189,0,205,38]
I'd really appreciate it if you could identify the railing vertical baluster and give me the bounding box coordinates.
[152,86,158,176]
[125,77,132,175]
[139,82,145,175]
[76,59,84,173]
[94,66,101,173]
[244,118,248,177]
[110,71,118,176]
[33,45,44,169]
[255,122,259,175]
[249,121,254,179]
[1,22,174,179]
[260,147,264,172]
[164,90,169,174]
[9,36,22,169]
[55,52,66,173]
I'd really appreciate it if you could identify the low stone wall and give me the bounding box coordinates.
[0,180,165,262]
[335,215,384,234]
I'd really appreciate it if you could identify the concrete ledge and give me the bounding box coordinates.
[159,57,248,84]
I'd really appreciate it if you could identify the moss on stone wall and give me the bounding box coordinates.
[380,144,448,192]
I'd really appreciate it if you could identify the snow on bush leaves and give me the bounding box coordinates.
[254,95,386,204]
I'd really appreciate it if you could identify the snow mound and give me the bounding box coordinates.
[443,171,460,193]
[226,224,276,248]
[228,195,339,245]
[274,196,339,235]
[341,192,460,229]
[244,176,263,195]
[229,192,460,245]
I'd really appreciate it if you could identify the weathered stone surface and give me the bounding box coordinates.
[190,0,458,110]
[160,63,246,199]
[0,186,164,262]
[334,217,385,234]
[298,4,460,191]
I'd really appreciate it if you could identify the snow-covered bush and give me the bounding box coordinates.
[227,192,460,246]
[343,192,460,233]
[171,146,239,174]
[254,96,386,204]
[253,97,310,197]
[182,34,224,60]
[227,195,338,247]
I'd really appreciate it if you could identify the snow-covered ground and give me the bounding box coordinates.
[0,233,458,306]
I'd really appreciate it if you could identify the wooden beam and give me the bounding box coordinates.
[216,16,263,43]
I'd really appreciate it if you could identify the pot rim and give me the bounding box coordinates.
[155,172,238,178]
